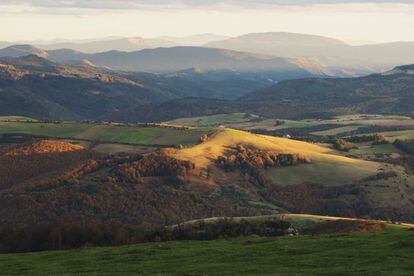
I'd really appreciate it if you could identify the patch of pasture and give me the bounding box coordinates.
[266,158,382,186]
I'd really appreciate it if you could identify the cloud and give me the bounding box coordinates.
[1,0,414,42]
[2,0,414,10]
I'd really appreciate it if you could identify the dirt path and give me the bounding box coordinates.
[285,213,414,228]
[173,213,414,228]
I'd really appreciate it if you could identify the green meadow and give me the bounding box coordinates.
[0,226,412,275]
[0,120,208,146]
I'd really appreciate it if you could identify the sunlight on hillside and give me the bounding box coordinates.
[169,128,383,184]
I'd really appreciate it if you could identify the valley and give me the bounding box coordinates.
[1,8,414,273]
[3,43,414,124]
[1,114,414,231]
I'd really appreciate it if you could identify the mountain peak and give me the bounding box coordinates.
[0,44,48,58]
[394,64,414,71]
[0,54,56,70]
[383,64,414,75]
[205,32,349,58]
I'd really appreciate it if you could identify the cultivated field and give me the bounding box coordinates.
[168,113,414,131]
[0,119,210,147]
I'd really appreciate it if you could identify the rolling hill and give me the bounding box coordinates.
[0,45,49,58]
[122,69,290,99]
[120,63,414,121]
[238,64,414,119]
[0,55,175,120]
[0,140,96,191]
[0,50,331,121]
[1,126,413,228]
[168,128,380,179]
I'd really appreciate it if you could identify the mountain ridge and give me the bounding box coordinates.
[205,32,414,73]
[0,45,325,75]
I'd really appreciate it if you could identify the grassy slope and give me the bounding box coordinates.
[350,130,414,143]
[0,120,393,184]
[379,130,414,142]
[0,226,413,275]
[348,142,400,156]
[170,128,382,184]
[167,113,255,127]
[0,122,91,138]
[0,116,37,122]
[0,121,207,146]
[267,158,380,186]
[168,113,414,131]
[311,125,362,136]
[168,113,321,130]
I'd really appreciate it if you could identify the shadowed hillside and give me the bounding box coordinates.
[105,63,414,122]
[0,55,175,120]
[0,140,96,190]
[239,65,414,119]
[0,53,324,121]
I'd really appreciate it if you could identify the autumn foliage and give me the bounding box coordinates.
[216,145,310,185]
[112,152,195,184]
[0,140,96,190]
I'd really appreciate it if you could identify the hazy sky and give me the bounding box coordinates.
[1,0,414,43]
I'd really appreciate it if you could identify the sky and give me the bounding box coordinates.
[1,1,414,43]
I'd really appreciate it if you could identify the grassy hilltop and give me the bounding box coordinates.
[169,128,382,185]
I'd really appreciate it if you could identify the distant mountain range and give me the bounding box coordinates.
[38,37,178,53]
[1,34,229,54]
[157,34,229,46]
[3,32,414,77]
[206,32,414,73]
[0,45,323,76]
[206,32,348,59]
[2,32,414,122]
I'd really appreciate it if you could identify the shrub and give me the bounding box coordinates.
[333,138,358,152]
